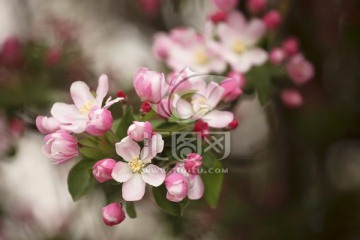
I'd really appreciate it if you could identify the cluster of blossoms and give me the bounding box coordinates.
[153,0,314,108]
[36,66,238,226]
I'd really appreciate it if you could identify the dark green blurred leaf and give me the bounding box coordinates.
[79,147,108,160]
[153,185,183,216]
[201,160,224,208]
[116,106,134,139]
[125,201,137,218]
[202,149,217,169]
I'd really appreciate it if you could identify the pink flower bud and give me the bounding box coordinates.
[127,121,153,142]
[281,89,303,108]
[133,67,167,103]
[43,131,78,164]
[263,10,281,30]
[102,203,126,226]
[220,72,245,102]
[45,47,62,66]
[0,37,23,68]
[282,37,299,56]
[184,153,203,174]
[209,11,228,23]
[139,0,161,17]
[117,90,127,99]
[165,172,188,202]
[247,0,267,13]
[227,119,239,130]
[269,47,286,65]
[286,54,315,85]
[153,33,173,60]
[211,0,238,11]
[141,101,152,114]
[93,159,117,183]
[36,116,61,134]
[86,108,113,136]
[194,120,209,139]
[9,118,25,137]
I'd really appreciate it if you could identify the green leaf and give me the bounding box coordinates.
[245,65,273,106]
[116,106,134,139]
[152,185,183,216]
[79,147,108,160]
[125,201,137,218]
[201,160,224,208]
[202,150,218,169]
[67,159,96,202]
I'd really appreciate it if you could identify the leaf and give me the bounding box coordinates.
[79,147,108,160]
[125,201,137,218]
[201,160,224,208]
[202,150,218,169]
[152,185,182,216]
[116,106,134,139]
[245,65,273,106]
[67,159,96,202]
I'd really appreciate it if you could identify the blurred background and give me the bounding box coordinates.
[0,0,360,239]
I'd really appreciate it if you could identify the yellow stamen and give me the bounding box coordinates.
[194,50,209,65]
[80,100,94,114]
[232,40,246,54]
[129,157,145,173]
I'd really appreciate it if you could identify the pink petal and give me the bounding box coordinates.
[141,164,165,187]
[202,110,234,128]
[172,94,194,119]
[115,137,141,162]
[187,175,204,200]
[243,19,266,45]
[111,162,133,183]
[122,173,146,201]
[245,48,268,66]
[61,119,88,133]
[206,81,224,108]
[103,97,123,109]
[51,102,85,123]
[140,133,164,163]
[95,74,109,107]
[70,81,95,110]
[227,11,246,31]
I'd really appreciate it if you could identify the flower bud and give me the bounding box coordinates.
[247,0,267,13]
[9,118,25,137]
[286,54,315,85]
[86,108,113,136]
[211,0,238,11]
[281,89,303,108]
[263,10,281,30]
[117,90,127,99]
[220,72,244,102]
[227,119,239,130]
[153,33,173,60]
[139,0,161,17]
[43,131,78,164]
[269,48,286,65]
[0,37,23,68]
[194,120,209,139]
[93,159,117,183]
[133,67,167,103]
[141,101,152,115]
[165,173,188,202]
[282,37,299,56]
[127,121,153,142]
[36,116,61,134]
[102,203,126,226]
[209,11,228,23]
[45,47,62,66]
[184,153,203,174]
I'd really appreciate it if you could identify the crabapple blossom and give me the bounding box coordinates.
[102,203,126,226]
[111,135,165,201]
[36,116,61,134]
[184,153,203,174]
[209,11,228,23]
[93,159,117,183]
[194,119,210,139]
[269,47,286,65]
[281,89,303,108]
[247,0,267,13]
[165,172,188,202]
[227,119,239,130]
[213,12,268,73]
[42,131,78,164]
[263,10,281,30]
[141,101,152,114]
[282,37,299,56]
[127,121,153,142]
[220,72,245,102]
[286,54,315,85]
[0,37,23,68]
[86,108,113,136]
[211,0,238,11]
[50,75,122,134]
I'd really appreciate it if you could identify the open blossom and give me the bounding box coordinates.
[93,159,117,183]
[102,203,126,226]
[220,71,245,102]
[213,12,268,73]
[184,153,203,174]
[172,80,234,128]
[133,67,168,103]
[127,121,153,141]
[111,135,165,201]
[286,54,315,85]
[86,108,113,136]
[36,116,61,134]
[153,28,226,74]
[50,75,122,134]
[42,131,78,164]
[166,163,204,202]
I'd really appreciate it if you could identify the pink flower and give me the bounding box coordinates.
[50,75,122,134]
[141,101,152,114]
[263,10,281,30]
[214,12,268,73]
[102,203,126,226]
[133,67,168,103]
[184,153,203,174]
[220,72,244,102]
[172,81,234,128]
[165,172,188,202]
[281,89,303,108]
[93,159,117,183]
[194,119,209,139]
[286,54,315,85]
[139,0,161,17]
[153,33,174,60]
[85,108,113,136]
[269,47,286,65]
[36,116,61,134]
[211,0,238,11]
[282,37,299,56]
[247,0,267,13]
[127,121,153,142]
[227,119,239,129]
[0,37,23,68]
[42,131,78,164]
[111,135,165,201]
[209,11,228,23]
